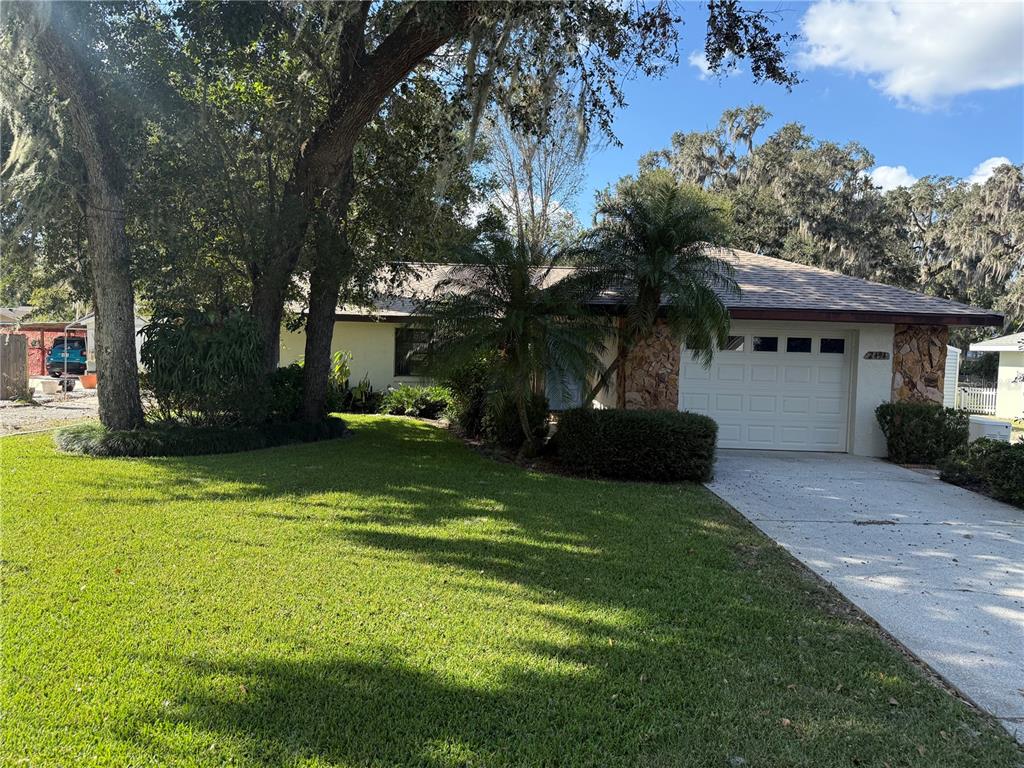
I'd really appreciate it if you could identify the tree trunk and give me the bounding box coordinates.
[515,391,538,458]
[84,200,145,431]
[23,2,144,430]
[300,165,355,423]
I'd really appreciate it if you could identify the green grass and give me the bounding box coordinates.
[1,415,1019,767]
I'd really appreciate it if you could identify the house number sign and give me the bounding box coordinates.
[863,351,890,360]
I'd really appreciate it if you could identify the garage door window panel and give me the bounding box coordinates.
[786,337,812,353]
[820,338,845,354]
[753,336,778,352]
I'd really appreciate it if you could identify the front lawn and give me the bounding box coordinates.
[2,416,1019,767]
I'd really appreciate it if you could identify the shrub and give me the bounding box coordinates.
[444,354,494,437]
[341,374,382,414]
[483,393,549,451]
[939,439,1024,507]
[875,402,968,464]
[556,408,717,482]
[141,310,267,426]
[378,384,454,419]
[267,351,351,421]
[54,417,347,458]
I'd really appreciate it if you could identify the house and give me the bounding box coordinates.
[280,248,1002,457]
[0,308,87,377]
[968,332,1024,421]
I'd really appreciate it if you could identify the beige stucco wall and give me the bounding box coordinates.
[995,351,1024,421]
[279,320,427,391]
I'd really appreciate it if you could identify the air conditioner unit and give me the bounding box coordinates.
[968,415,1012,443]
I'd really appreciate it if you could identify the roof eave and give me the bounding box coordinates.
[726,307,1004,327]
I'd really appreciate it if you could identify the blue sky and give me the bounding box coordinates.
[576,1,1024,221]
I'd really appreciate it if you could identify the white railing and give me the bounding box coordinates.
[957,386,997,415]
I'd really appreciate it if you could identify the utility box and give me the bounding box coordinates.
[968,415,1012,443]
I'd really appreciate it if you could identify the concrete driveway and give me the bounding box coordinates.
[708,451,1024,743]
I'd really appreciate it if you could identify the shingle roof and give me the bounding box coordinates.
[327,249,1002,327]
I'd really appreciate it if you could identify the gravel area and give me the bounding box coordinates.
[0,390,99,435]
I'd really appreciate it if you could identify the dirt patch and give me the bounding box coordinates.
[0,391,100,435]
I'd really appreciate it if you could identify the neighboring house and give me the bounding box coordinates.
[281,248,1002,457]
[0,308,87,377]
[969,332,1024,421]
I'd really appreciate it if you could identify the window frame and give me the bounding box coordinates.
[752,335,779,353]
[394,327,431,377]
[819,337,846,354]
[785,336,812,354]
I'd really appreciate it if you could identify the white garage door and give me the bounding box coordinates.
[679,329,851,451]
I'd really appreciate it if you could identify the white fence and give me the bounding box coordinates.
[957,386,997,415]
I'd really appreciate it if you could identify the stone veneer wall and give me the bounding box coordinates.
[892,324,948,403]
[620,320,680,410]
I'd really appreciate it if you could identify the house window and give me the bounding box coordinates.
[820,338,846,354]
[723,335,745,352]
[786,337,812,353]
[752,336,778,352]
[394,328,430,376]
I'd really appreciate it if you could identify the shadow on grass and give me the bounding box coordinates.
[67,417,1020,766]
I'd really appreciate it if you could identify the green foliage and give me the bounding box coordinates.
[483,393,550,452]
[959,352,999,384]
[140,310,267,427]
[378,385,455,420]
[340,374,382,414]
[640,106,1023,327]
[444,354,495,437]
[268,351,354,421]
[53,417,347,458]
[584,170,736,376]
[556,408,717,482]
[421,235,606,450]
[875,402,969,465]
[939,439,1024,508]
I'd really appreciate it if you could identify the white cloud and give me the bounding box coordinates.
[800,1,1024,107]
[967,156,1013,185]
[688,51,714,79]
[869,165,918,191]
[688,50,741,80]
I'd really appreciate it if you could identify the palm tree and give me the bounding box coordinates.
[420,233,607,455]
[582,170,738,405]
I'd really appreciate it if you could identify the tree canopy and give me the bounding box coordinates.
[640,105,1024,331]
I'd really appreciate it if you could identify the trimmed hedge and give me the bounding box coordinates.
[556,408,717,482]
[939,439,1024,508]
[54,417,347,458]
[378,384,454,420]
[875,402,968,464]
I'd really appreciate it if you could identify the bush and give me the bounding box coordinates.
[939,439,1024,507]
[556,408,717,483]
[141,310,267,426]
[340,374,382,414]
[378,384,454,419]
[875,402,968,464]
[483,393,549,451]
[54,417,348,458]
[444,354,494,437]
[267,352,351,421]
